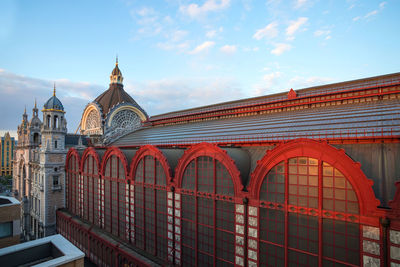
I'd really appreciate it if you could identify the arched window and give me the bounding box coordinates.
[33,133,39,145]
[257,157,359,266]
[132,154,168,260]
[66,150,80,215]
[82,154,100,224]
[103,154,127,240]
[249,140,379,267]
[180,156,236,266]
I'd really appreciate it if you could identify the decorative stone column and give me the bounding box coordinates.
[172,192,181,265]
[390,229,400,266]
[235,203,245,266]
[362,225,381,266]
[247,206,258,267]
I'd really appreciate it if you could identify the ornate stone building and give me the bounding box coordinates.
[13,88,85,241]
[79,59,148,144]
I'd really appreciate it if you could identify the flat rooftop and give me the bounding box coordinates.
[0,234,84,267]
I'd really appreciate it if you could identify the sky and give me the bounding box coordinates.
[0,0,399,138]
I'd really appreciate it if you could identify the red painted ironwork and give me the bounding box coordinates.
[174,143,242,266]
[57,210,151,266]
[128,145,171,261]
[62,139,400,266]
[248,139,381,217]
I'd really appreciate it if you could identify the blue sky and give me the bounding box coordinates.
[0,0,399,137]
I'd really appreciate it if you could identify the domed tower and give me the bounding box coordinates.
[39,85,68,237]
[80,58,148,144]
[41,84,67,151]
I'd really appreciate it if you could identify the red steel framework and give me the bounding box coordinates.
[61,139,400,266]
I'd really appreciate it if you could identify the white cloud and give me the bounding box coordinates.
[286,17,308,39]
[289,75,333,88]
[271,43,292,55]
[253,71,282,96]
[243,47,259,52]
[131,7,163,37]
[314,29,331,40]
[206,30,217,38]
[354,2,386,22]
[168,30,188,42]
[189,41,215,54]
[157,41,189,51]
[220,45,237,54]
[125,77,245,115]
[294,0,308,9]
[0,70,102,132]
[205,27,223,38]
[180,0,231,19]
[137,7,155,17]
[348,4,355,10]
[314,30,330,37]
[365,10,378,18]
[253,21,279,40]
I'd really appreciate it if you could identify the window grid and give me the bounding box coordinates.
[288,157,319,209]
[258,157,361,267]
[180,156,235,266]
[133,155,168,261]
[322,162,359,214]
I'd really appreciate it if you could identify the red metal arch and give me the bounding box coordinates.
[248,138,380,216]
[174,142,243,196]
[80,147,101,173]
[66,148,80,172]
[129,145,173,186]
[100,146,130,179]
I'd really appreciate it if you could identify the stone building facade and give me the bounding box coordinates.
[13,88,85,241]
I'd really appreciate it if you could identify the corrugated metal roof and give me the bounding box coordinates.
[149,72,400,121]
[112,99,400,146]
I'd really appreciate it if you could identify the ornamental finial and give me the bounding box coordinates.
[116,54,118,66]
[53,82,56,96]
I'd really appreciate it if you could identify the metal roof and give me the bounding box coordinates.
[149,72,400,122]
[112,99,400,146]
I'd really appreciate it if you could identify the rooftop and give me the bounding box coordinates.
[0,234,84,267]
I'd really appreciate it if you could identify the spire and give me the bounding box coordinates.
[22,105,28,123]
[53,82,56,96]
[110,58,123,85]
[33,99,38,117]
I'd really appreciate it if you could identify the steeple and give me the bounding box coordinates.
[110,57,123,85]
[23,106,28,122]
[32,99,38,117]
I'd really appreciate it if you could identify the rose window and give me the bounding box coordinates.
[110,109,141,130]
